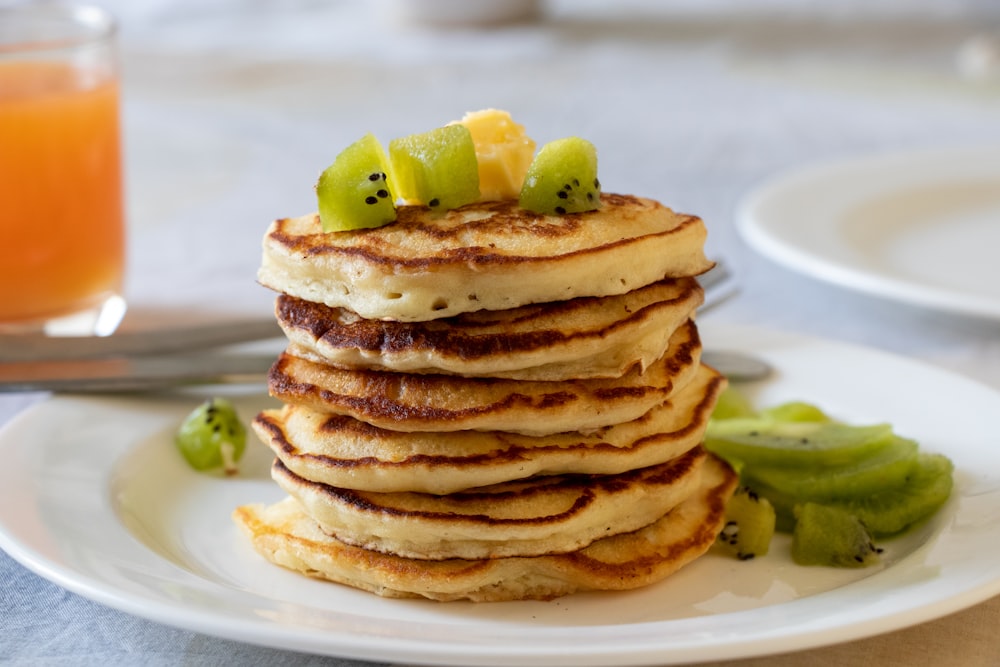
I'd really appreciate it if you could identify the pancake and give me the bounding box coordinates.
[274,276,703,381]
[254,363,724,494]
[268,318,702,436]
[258,194,713,322]
[233,453,737,602]
[272,446,708,560]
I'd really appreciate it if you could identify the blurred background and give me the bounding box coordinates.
[87,0,1000,384]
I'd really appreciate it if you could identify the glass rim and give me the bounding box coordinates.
[0,3,117,55]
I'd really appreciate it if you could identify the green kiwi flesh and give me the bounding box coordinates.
[824,453,954,537]
[316,133,396,232]
[388,124,480,210]
[745,435,920,502]
[746,449,953,539]
[519,137,601,215]
[717,486,776,560]
[758,401,832,424]
[705,421,896,468]
[791,502,882,568]
[711,386,758,421]
[744,479,797,533]
[709,389,955,567]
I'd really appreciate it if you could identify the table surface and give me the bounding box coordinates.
[3,1,1000,665]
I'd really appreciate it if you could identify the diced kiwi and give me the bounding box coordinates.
[825,453,954,537]
[175,398,247,475]
[710,393,955,568]
[519,137,601,215]
[745,436,920,502]
[791,502,882,568]
[743,479,797,533]
[717,486,776,560]
[705,421,896,468]
[316,133,396,232]
[389,124,480,210]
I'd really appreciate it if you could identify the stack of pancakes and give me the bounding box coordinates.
[234,194,738,602]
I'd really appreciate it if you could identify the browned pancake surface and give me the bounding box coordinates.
[268,319,701,435]
[232,453,738,602]
[259,195,712,321]
[274,276,703,380]
[272,446,707,560]
[254,363,724,494]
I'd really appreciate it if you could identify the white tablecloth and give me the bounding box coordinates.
[3,1,1000,665]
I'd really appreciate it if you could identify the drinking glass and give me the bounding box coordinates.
[0,3,126,336]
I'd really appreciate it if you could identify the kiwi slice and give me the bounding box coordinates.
[388,124,480,210]
[711,395,955,567]
[717,486,776,560]
[826,453,954,537]
[745,435,920,502]
[316,133,396,232]
[758,401,832,424]
[746,451,953,537]
[705,421,896,468]
[711,386,757,421]
[791,502,882,568]
[519,137,601,215]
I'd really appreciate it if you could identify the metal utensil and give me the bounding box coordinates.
[0,258,771,391]
[0,348,771,393]
[697,261,738,311]
[0,353,276,393]
[701,350,773,383]
[0,263,734,365]
[0,318,283,363]
[0,262,734,363]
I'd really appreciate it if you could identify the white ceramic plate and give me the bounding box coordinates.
[737,146,1000,319]
[2,323,1000,667]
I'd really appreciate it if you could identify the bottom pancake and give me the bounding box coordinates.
[232,453,738,602]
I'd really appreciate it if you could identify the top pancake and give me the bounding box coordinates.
[259,194,712,322]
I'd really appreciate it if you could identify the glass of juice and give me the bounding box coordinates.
[0,3,126,336]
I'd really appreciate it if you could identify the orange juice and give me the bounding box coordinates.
[0,61,125,324]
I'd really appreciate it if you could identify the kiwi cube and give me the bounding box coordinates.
[791,502,882,568]
[175,397,247,474]
[519,137,601,215]
[389,124,480,210]
[717,486,776,560]
[316,133,396,232]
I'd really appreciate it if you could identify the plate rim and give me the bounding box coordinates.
[2,322,1000,666]
[736,144,1000,319]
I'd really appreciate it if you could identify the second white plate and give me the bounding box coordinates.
[737,146,1000,319]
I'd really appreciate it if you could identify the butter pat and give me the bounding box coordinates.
[453,109,536,200]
